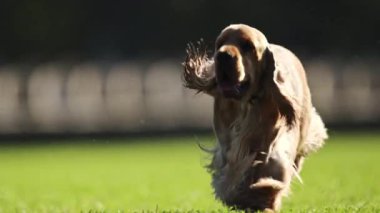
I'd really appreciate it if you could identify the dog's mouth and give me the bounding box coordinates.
[218,80,250,99]
[215,46,250,99]
[215,63,250,99]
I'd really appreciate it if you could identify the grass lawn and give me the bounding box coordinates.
[0,132,379,212]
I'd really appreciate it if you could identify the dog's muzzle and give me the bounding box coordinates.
[215,45,247,98]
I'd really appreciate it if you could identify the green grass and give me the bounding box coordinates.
[0,132,379,212]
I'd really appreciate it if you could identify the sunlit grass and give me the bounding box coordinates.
[0,132,379,212]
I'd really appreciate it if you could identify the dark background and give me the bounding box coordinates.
[0,0,378,136]
[1,0,379,63]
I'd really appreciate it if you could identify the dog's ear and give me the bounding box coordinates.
[262,47,297,127]
[252,34,268,62]
[182,41,217,96]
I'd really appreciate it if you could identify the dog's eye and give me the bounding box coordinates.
[241,41,254,52]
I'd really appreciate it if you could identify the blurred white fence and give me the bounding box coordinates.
[0,58,378,134]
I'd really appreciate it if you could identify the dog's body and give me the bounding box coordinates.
[183,24,327,211]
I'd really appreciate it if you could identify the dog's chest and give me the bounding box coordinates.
[213,97,278,146]
[213,98,240,139]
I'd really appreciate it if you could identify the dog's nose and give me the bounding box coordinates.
[216,45,239,62]
[215,50,236,81]
[216,50,234,62]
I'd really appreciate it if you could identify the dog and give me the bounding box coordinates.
[182,24,327,212]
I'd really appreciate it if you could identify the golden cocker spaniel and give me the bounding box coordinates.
[183,24,327,212]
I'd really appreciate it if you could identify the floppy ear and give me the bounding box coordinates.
[182,41,217,96]
[262,47,298,127]
[252,35,268,61]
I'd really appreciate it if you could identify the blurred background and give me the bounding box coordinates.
[0,0,379,135]
[0,1,380,212]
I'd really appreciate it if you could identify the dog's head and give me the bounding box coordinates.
[214,24,269,100]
